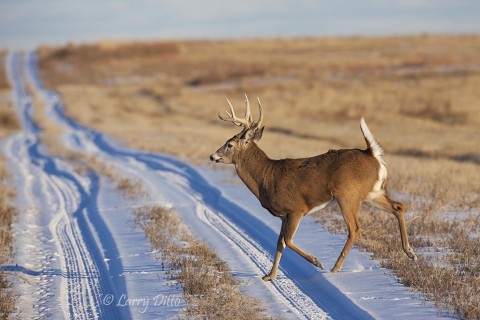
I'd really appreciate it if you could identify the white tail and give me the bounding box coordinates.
[360,117,383,158]
[360,118,388,193]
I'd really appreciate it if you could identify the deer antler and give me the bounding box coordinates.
[219,94,263,129]
[256,97,264,128]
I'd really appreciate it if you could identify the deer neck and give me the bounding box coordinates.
[235,142,271,199]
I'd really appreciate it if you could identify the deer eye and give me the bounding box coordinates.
[227,142,234,148]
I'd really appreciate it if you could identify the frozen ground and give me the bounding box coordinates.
[1,52,453,319]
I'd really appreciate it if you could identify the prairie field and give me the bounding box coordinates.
[35,35,480,318]
[37,35,480,208]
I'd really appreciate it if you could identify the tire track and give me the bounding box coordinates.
[6,52,125,319]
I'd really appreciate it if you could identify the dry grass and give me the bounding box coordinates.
[28,85,66,155]
[0,50,9,90]
[0,109,18,134]
[0,85,19,140]
[36,35,480,318]
[0,157,18,319]
[135,206,266,319]
[73,154,145,199]
[0,53,19,318]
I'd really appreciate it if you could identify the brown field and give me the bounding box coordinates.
[0,51,19,318]
[37,35,480,318]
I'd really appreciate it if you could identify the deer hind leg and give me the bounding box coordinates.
[283,213,325,270]
[368,193,417,261]
[331,198,361,273]
[263,219,286,281]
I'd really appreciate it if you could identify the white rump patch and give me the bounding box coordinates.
[372,160,387,193]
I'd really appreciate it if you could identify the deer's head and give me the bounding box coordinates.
[210,94,264,164]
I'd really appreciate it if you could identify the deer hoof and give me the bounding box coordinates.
[330,265,342,273]
[262,274,276,281]
[312,257,325,269]
[406,247,417,261]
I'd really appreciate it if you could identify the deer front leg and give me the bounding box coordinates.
[262,219,286,281]
[284,213,325,269]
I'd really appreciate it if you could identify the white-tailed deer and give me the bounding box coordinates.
[210,95,417,281]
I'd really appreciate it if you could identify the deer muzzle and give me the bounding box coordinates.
[210,153,221,163]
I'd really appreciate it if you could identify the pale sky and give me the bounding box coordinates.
[1,0,480,50]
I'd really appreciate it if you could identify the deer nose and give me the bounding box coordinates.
[210,154,221,163]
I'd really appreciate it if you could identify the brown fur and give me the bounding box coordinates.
[236,145,379,218]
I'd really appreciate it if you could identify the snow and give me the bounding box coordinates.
[1,51,454,319]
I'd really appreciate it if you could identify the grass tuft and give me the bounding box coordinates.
[0,186,17,319]
[135,206,266,319]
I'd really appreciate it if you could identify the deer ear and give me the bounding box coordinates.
[241,126,264,142]
[253,126,264,141]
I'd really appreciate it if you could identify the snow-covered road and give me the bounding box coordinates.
[2,52,450,319]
